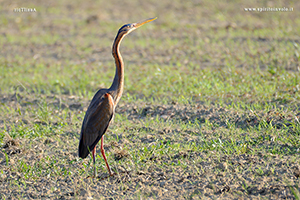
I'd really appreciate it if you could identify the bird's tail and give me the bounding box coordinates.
[78,138,89,159]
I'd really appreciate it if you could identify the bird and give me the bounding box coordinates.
[78,17,157,177]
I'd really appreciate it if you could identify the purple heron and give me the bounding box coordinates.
[78,17,157,177]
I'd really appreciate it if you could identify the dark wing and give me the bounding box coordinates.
[78,90,114,158]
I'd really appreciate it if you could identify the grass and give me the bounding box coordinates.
[0,0,300,199]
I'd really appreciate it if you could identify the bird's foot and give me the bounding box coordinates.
[109,172,115,176]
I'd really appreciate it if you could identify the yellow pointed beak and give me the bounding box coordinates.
[135,17,157,28]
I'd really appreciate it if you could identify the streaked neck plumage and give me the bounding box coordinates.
[109,31,127,106]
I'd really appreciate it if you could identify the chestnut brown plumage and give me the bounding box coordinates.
[78,18,157,177]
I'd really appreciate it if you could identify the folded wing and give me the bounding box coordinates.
[78,91,114,158]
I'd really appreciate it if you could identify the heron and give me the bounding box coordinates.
[78,17,157,177]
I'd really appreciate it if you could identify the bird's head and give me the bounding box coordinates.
[118,17,157,35]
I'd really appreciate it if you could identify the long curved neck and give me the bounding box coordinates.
[109,32,126,106]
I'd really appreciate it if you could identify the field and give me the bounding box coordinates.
[1,0,300,199]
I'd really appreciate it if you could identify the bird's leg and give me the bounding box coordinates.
[101,135,113,176]
[92,146,97,177]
